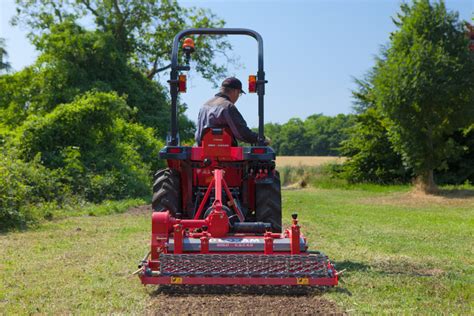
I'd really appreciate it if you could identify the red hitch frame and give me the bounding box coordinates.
[139,168,339,287]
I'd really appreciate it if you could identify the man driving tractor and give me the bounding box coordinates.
[139,29,338,288]
[195,77,270,145]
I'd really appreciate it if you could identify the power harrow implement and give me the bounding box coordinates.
[136,28,338,287]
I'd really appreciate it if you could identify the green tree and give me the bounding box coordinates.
[0,22,193,139]
[13,0,232,83]
[340,70,410,183]
[0,38,12,73]
[278,118,308,155]
[33,21,175,135]
[372,0,474,193]
[304,114,356,156]
[264,122,282,153]
[0,68,35,129]
[341,107,410,183]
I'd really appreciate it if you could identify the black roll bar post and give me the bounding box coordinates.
[168,28,266,146]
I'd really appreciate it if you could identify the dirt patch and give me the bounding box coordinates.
[419,268,444,277]
[126,204,152,215]
[146,286,343,315]
[359,190,474,208]
[283,181,307,190]
[372,257,446,277]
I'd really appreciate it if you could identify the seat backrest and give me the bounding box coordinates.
[201,128,233,157]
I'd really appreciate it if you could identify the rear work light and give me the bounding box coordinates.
[248,75,257,93]
[251,148,266,154]
[168,147,182,154]
[178,75,187,93]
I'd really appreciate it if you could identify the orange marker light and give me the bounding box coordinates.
[248,75,257,93]
[182,38,195,52]
[178,75,187,93]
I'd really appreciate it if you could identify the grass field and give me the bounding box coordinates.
[0,186,473,314]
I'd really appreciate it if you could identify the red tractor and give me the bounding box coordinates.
[137,28,338,287]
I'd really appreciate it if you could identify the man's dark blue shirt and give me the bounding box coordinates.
[195,93,258,145]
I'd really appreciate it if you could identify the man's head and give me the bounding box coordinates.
[219,77,245,103]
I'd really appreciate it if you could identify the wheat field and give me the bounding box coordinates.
[275,156,346,167]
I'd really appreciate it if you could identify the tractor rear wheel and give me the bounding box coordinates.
[255,171,282,233]
[152,168,181,216]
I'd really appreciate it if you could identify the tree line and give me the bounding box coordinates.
[264,114,355,156]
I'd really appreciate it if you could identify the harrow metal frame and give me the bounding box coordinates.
[140,276,338,286]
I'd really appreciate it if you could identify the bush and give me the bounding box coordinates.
[0,149,68,230]
[13,91,163,202]
[1,91,165,230]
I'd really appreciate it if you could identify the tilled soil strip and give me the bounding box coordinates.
[146,286,343,315]
[147,294,343,315]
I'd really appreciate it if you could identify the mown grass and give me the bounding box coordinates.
[0,204,150,314]
[0,187,472,314]
[283,188,473,314]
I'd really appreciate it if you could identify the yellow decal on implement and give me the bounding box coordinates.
[171,276,183,284]
[297,277,309,285]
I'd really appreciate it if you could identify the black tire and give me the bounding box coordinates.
[152,168,181,216]
[255,171,282,233]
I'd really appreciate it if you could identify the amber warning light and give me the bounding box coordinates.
[178,75,187,92]
[182,38,195,53]
[248,75,257,93]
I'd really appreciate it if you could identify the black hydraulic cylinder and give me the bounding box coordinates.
[231,222,272,234]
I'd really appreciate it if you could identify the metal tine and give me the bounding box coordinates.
[160,254,330,278]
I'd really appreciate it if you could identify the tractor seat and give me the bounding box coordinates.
[200,127,237,158]
[190,127,244,161]
[201,127,237,146]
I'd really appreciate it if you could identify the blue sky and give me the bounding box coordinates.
[1,0,472,127]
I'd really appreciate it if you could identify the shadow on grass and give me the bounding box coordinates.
[334,260,371,273]
[0,225,29,235]
[335,259,445,278]
[435,188,474,199]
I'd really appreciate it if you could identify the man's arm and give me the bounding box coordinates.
[224,105,259,144]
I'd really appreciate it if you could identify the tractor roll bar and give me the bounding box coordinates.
[168,28,266,146]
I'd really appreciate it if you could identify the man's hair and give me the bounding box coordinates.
[219,86,235,95]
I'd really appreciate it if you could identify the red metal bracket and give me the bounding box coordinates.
[193,169,245,222]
